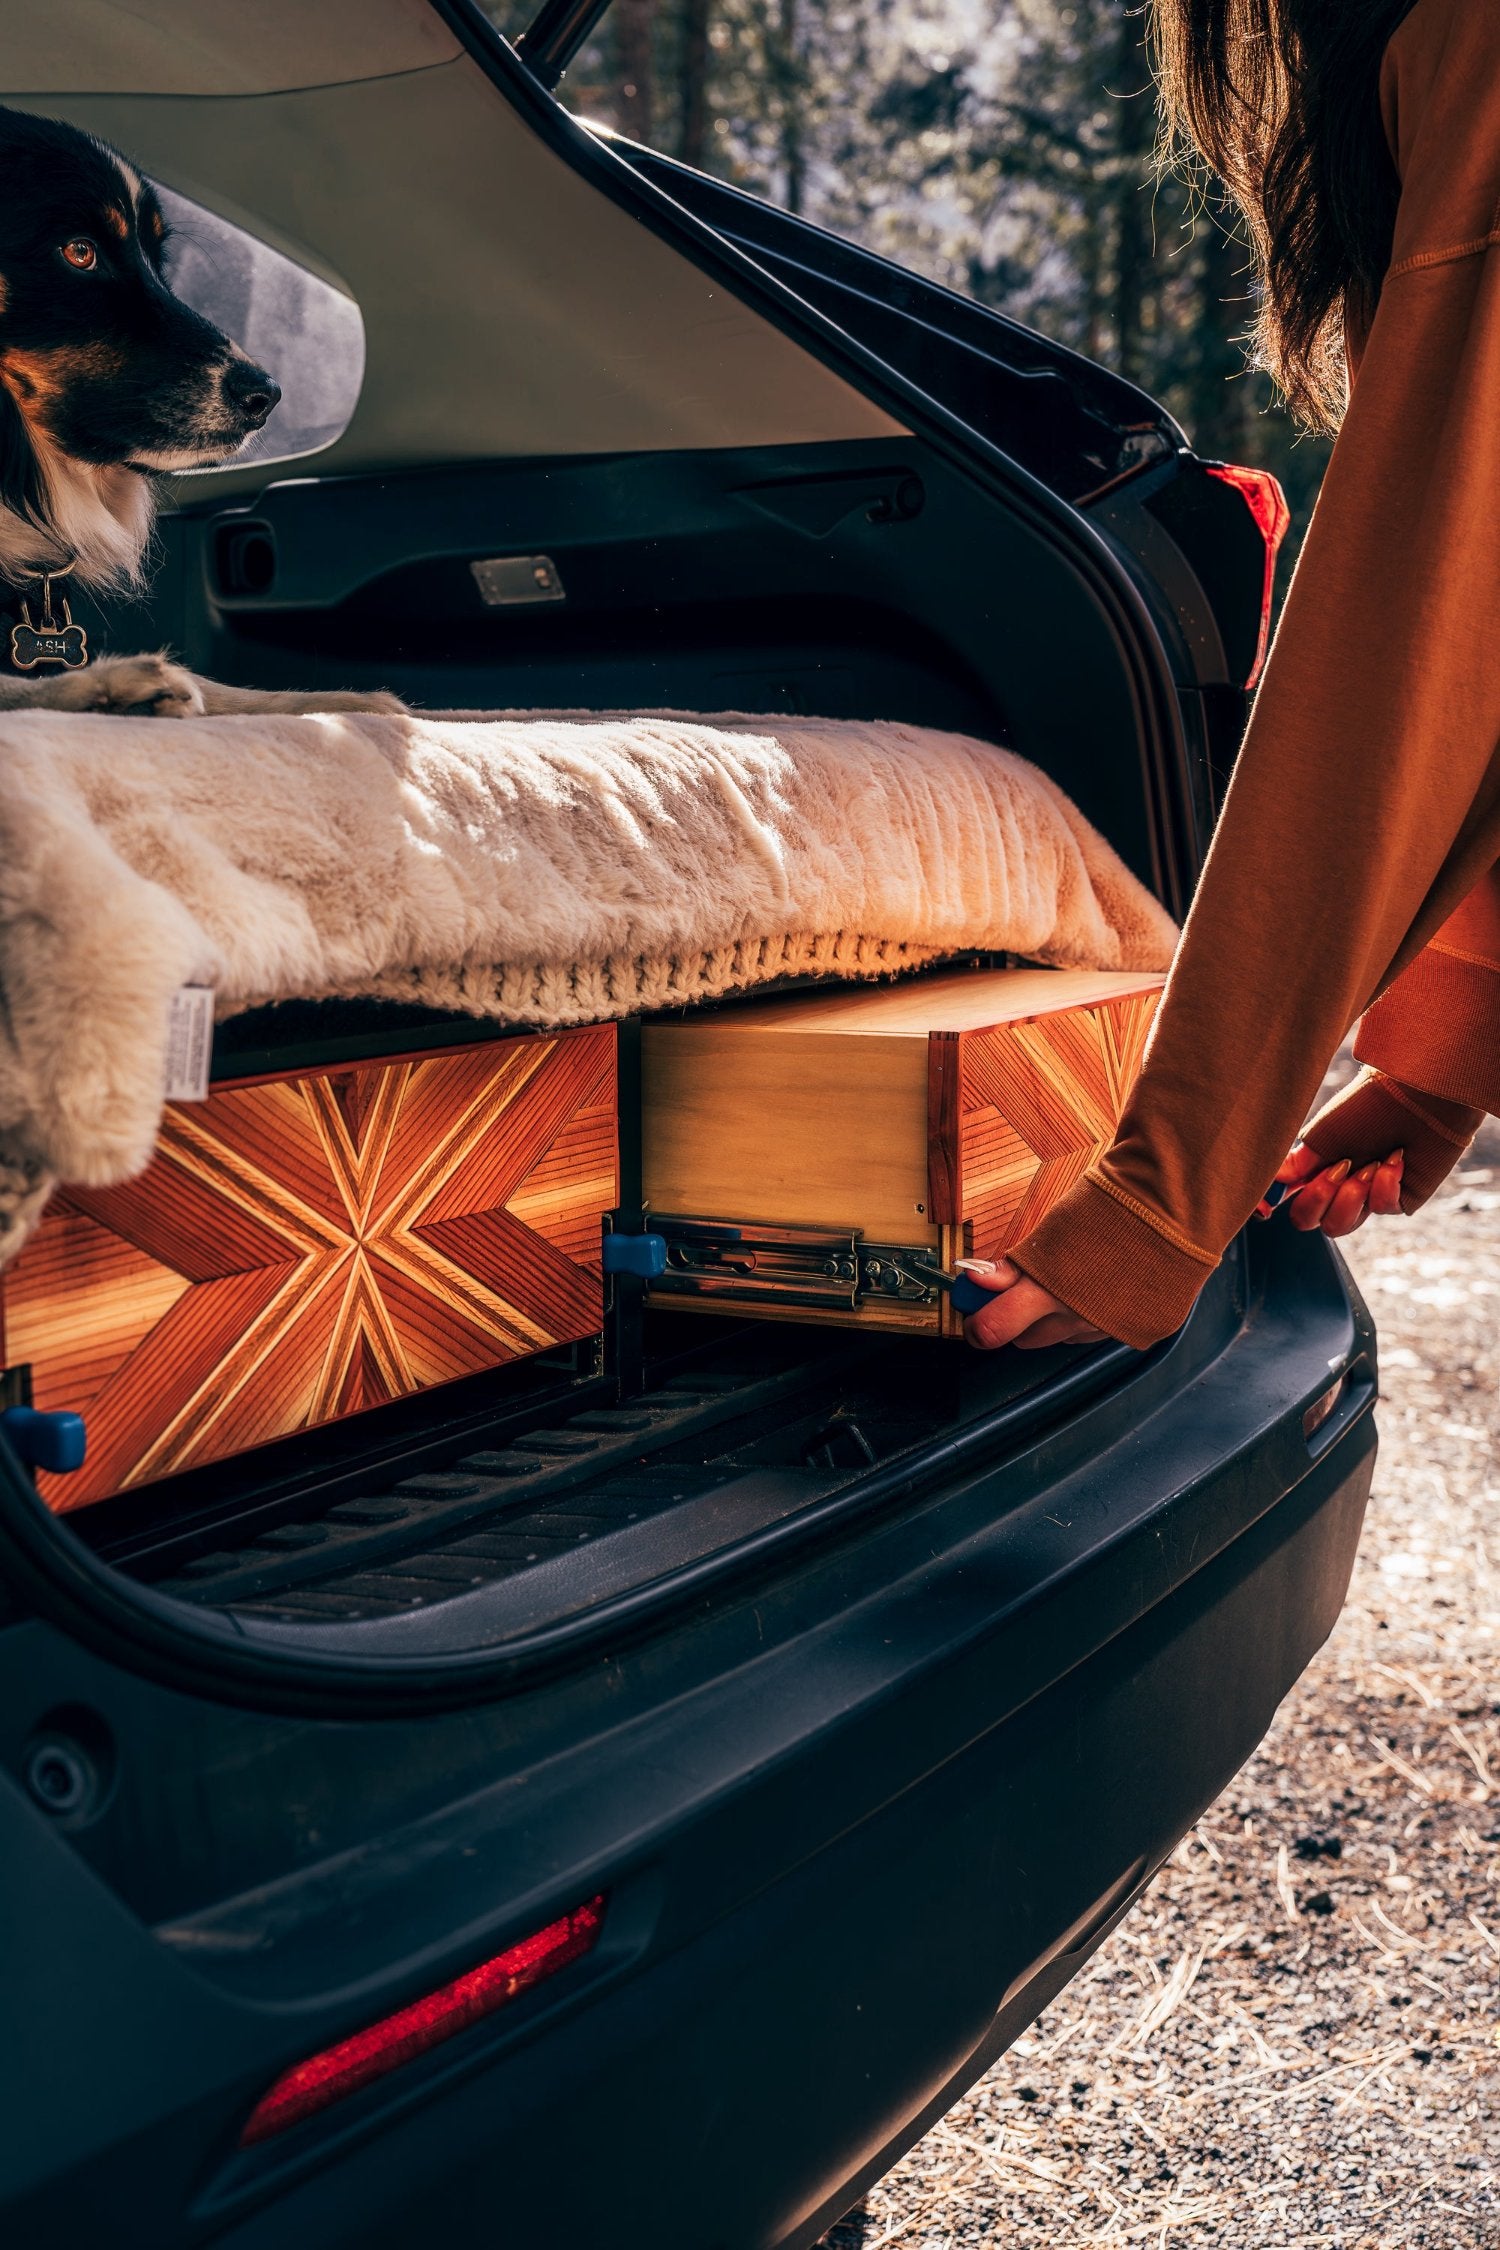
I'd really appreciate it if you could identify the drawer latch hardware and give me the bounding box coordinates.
[470,553,566,606]
[650,1216,951,1312]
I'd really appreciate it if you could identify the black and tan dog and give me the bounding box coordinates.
[0,105,399,718]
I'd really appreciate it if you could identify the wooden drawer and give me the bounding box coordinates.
[0,1025,617,1511]
[642,968,1162,1333]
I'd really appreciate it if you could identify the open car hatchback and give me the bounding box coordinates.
[0,6,1376,2247]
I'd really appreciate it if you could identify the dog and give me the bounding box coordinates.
[0,105,401,720]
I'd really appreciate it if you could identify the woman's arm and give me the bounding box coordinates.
[1352,860,1500,1118]
[985,14,1500,1349]
[1266,864,1500,1235]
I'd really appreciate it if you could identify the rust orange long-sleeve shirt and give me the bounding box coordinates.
[1011,0,1500,1348]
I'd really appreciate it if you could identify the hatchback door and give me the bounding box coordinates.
[0,9,1375,2244]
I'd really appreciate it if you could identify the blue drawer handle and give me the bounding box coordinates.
[948,1273,994,1317]
[601,1231,668,1281]
[1,1406,87,1474]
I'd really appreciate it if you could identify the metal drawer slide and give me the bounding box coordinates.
[650,1215,947,1313]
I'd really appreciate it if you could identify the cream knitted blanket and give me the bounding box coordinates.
[0,707,1177,1261]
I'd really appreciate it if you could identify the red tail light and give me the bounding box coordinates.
[240,1894,606,2146]
[1204,462,1291,690]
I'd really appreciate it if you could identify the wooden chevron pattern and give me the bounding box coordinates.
[1,1027,617,1511]
[932,986,1160,1331]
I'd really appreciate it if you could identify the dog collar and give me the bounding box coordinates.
[9,560,89,672]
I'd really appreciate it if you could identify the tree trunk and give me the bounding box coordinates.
[776,0,805,215]
[677,0,711,169]
[614,0,656,145]
[1081,176,1106,362]
[1111,13,1154,386]
[1189,198,1253,459]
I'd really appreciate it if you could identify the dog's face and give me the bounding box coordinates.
[0,106,280,480]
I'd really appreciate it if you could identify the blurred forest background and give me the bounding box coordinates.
[485,0,1331,552]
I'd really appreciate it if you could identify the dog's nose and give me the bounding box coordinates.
[224,360,282,429]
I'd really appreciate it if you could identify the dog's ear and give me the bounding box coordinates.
[0,374,46,531]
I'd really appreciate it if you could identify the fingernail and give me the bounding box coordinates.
[1355,1162,1378,1184]
[1327,1160,1352,1185]
[1390,1149,1405,1171]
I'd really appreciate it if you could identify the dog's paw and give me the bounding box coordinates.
[50,653,206,718]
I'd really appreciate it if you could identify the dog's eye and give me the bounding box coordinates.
[60,238,98,271]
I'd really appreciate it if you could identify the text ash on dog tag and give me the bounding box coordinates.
[164,986,215,1102]
[10,567,89,669]
[10,618,88,669]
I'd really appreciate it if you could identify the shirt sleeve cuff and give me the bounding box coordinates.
[1008,1171,1220,1351]
[1302,1066,1479,1210]
[1356,946,1500,1113]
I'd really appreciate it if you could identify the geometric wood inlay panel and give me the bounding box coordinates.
[945,987,1160,1277]
[1,1026,617,1511]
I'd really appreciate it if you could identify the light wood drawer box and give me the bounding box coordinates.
[642,967,1162,1333]
[0,1025,617,1512]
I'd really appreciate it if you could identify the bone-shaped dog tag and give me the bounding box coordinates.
[10,569,88,669]
[11,617,89,669]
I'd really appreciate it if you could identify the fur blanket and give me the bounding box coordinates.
[0,707,1177,1262]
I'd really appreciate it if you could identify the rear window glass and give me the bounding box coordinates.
[156,184,365,472]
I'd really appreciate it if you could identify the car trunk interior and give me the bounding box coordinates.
[2,0,1194,1665]
[41,456,1179,1656]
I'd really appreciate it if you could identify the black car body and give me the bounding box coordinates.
[0,5,1374,2244]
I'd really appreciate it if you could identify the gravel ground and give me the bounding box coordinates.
[822,1120,1500,2249]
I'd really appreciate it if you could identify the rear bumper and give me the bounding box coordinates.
[0,1227,1375,2249]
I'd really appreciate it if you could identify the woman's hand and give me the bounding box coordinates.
[963,1133,1409,1354]
[1255,1142,1404,1237]
[961,1258,1111,1351]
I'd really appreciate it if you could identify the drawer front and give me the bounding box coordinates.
[1,1027,617,1511]
[642,984,1160,1338]
[931,986,1161,1329]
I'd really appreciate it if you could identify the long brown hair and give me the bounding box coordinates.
[1148,0,1417,432]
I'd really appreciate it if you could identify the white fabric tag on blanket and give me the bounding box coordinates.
[164,985,215,1103]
